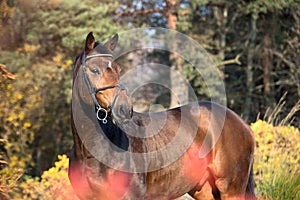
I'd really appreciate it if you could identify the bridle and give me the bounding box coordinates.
[81,53,126,124]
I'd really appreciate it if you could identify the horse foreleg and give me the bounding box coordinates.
[190,181,215,200]
[125,173,147,200]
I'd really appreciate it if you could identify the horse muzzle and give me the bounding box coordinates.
[111,95,133,125]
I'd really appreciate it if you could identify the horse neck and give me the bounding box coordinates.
[97,114,129,152]
[71,113,93,160]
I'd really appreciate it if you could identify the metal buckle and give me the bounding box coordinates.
[96,106,108,124]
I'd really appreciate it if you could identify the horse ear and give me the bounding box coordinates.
[104,34,119,53]
[85,32,95,55]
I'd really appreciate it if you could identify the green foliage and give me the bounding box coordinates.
[186,0,299,123]
[0,45,73,176]
[182,62,223,101]
[12,0,121,56]
[244,0,297,19]
[251,120,300,199]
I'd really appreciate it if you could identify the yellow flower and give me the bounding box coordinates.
[19,111,25,120]
[14,93,23,100]
[53,54,63,65]
[24,43,39,53]
[7,115,15,122]
[23,122,31,129]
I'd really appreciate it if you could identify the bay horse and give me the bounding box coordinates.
[69,32,256,200]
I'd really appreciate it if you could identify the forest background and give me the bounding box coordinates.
[0,0,299,199]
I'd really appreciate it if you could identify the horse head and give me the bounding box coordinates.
[74,32,133,124]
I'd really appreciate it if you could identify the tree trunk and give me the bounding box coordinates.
[167,0,189,108]
[117,0,189,108]
[261,32,274,108]
[244,16,257,121]
[213,6,228,67]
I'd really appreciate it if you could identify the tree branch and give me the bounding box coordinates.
[207,2,227,8]
[273,50,296,69]
[0,64,15,80]
[216,54,241,67]
[116,9,166,17]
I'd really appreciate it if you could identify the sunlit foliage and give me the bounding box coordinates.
[0,0,299,199]
[14,155,78,200]
[251,120,300,199]
[0,46,73,176]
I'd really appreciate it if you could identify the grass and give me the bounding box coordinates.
[254,93,300,200]
[257,169,300,200]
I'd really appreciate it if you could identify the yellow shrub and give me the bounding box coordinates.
[17,155,78,200]
[251,120,300,188]
[0,165,23,200]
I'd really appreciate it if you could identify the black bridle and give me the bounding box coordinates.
[81,53,126,124]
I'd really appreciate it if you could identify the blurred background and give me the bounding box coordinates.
[0,0,299,199]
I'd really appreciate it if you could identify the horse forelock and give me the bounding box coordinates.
[93,42,111,55]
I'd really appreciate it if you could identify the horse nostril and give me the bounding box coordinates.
[112,104,132,123]
[129,108,133,118]
[119,105,126,117]
[117,104,132,120]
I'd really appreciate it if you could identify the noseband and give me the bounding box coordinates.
[81,53,126,124]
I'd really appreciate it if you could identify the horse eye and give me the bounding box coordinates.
[91,68,100,74]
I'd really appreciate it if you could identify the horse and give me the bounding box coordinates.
[68,32,256,200]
